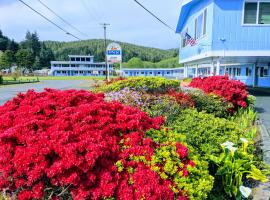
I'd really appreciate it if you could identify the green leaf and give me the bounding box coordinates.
[247,165,268,183]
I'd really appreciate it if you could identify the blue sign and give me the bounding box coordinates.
[107,50,121,55]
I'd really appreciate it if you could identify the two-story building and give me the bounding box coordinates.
[49,55,113,76]
[176,0,270,87]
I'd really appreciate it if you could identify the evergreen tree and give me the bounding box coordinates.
[21,31,41,58]
[38,44,54,69]
[0,50,14,69]
[7,40,19,53]
[0,30,9,51]
[15,49,35,71]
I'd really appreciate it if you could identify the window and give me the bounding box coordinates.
[195,9,207,39]
[81,58,85,62]
[70,57,75,61]
[195,13,203,39]
[86,58,91,62]
[236,68,241,76]
[226,67,241,76]
[203,9,207,35]
[244,2,257,24]
[259,66,268,77]
[259,3,270,24]
[244,1,270,24]
[246,67,252,76]
[76,58,80,61]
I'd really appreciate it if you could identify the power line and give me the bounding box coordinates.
[133,0,175,32]
[17,0,81,40]
[79,0,100,24]
[37,0,88,37]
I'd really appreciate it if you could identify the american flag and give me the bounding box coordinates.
[184,32,196,46]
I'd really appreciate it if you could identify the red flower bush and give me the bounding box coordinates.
[189,76,248,110]
[0,89,200,200]
[168,90,195,108]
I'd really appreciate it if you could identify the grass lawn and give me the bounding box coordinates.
[3,76,110,81]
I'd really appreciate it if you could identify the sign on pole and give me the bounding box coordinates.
[106,43,122,63]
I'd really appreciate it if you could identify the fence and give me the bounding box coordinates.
[1,78,40,85]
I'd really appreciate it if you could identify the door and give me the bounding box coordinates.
[254,67,259,87]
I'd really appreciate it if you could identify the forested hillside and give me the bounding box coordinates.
[44,39,178,62]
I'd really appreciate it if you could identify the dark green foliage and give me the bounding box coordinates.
[0,75,3,84]
[7,40,19,53]
[0,50,15,69]
[44,39,177,62]
[189,91,232,118]
[142,95,183,125]
[0,30,9,51]
[15,49,35,71]
[169,109,243,158]
[20,31,41,58]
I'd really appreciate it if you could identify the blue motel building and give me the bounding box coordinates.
[176,0,270,87]
[122,68,184,79]
[49,55,113,76]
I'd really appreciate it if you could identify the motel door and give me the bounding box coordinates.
[254,67,259,87]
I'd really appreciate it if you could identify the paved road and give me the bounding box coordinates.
[249,88,270,134]
[0,80,94,105]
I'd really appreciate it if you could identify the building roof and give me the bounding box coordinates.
[68,55,94,58]
[176,0,201,33]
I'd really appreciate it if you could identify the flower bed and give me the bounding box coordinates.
[0,89,213,200]
[95,76,268,199]
[189,76,248,111]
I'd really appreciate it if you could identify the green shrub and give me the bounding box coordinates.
[189,91,232,118]
[230,108,257,140]
[247,95,256,109]
[146,129,214,200]
[142,94,183,125]
[169,109,244,158]
[0,75,3,84]
[94,77,180,93]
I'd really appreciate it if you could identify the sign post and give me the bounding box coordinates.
[106,43,122,79]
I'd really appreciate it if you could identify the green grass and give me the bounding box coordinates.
[3,76,109,81]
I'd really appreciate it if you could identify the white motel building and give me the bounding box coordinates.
[49,55,113,76]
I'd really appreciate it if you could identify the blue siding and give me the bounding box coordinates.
[179,0,214,61]
[212,0,270,51]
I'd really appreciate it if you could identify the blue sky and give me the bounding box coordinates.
[0,0,181,49]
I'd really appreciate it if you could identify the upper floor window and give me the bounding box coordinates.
[244,1,270,24]
[195,9,207,39]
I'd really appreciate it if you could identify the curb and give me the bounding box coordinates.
[253,121,270,200]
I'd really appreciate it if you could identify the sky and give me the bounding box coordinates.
[0,0,181,49]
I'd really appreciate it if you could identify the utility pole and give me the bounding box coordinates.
[100,23,110,81]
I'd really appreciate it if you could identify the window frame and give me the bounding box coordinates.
[259,66,268,77]
[245,67,252,76]
[194,8,207,40]
[242,0,270,26]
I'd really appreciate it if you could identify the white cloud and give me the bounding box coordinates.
[0,0,181,49]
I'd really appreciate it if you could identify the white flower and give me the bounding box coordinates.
[239,186,252,198]
[221,141,234,148]
[240,138,249,144]
[227,146,237,155]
